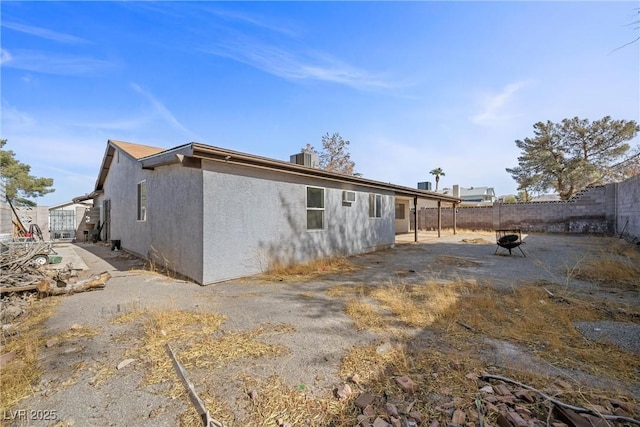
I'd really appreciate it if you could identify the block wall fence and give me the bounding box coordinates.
[414,175,640,243]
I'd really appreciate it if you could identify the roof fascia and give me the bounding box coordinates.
[189,143,459,203]
[139,144,194,169]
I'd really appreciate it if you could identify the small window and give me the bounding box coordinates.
[306,186,324,230]
[369,193,382,218]
[395,203,405,220]
[137,181,147,221]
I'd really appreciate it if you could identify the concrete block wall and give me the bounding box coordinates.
[617,174,640,242]
[415,176,639,241]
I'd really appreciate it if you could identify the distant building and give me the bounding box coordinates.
[440,186,496,205]
[530,194,561,202]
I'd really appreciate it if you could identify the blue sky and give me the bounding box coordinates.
[1,1,638,206]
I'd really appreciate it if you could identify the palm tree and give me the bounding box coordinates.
[429,168,445,191]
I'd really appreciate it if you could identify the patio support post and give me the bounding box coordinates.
[453,202,457,235]
[437,200,442,238]
[414,196,418,243]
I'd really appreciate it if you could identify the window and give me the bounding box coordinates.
[306,186,324,230]
[395,203,405,220]
[137,181,147,221]
[369,193,382,218]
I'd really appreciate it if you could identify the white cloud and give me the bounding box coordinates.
[130,83,200,139]
[471,80,531,126]
[0,48,13,64]
[1,102,37,130]
[2,22,89,44]
[1,50,116,75]
[203,39,397,91]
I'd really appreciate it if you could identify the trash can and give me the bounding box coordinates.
[111,240,121,251]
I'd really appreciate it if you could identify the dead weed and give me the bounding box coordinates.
[260,256,360,282]
[0,297,60,412]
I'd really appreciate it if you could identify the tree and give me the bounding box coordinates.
[429,168,445,191]
[610,8,639,54]
[302,132,357,175]
[506,117,639,200]
[0,139,54,206]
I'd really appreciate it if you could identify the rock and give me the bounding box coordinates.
[480,385,494,394]
[395,376,417,393]
[409,411,424,424]
[363,405,376,417]
[506,411,529,427]
[117,358,136,370]
[70,323,83,330]
[429,420,440,427]
[373,417,391,427]
[0,351,16,367]
[335,383,352,400]
[4,305,23,319]
[376,342,393,355]
[248,389,259,400]
[350,373,362,385]
[514,390,535,403]
[451,409,466,426]
[493,384,512,396]
[355,392,376,409]
[390,416,401,427]
[45,339,58,348]
[384,402,399,417]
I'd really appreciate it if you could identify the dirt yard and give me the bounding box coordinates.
[1,231,639,426]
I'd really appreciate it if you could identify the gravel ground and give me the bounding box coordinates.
[4,232,639,426]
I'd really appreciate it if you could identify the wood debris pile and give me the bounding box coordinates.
[0,241,53,291]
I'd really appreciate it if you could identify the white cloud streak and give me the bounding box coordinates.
[1,49,116,75]
[130,83,200,139]
[471,81,530,126]
[203,39,397,91]
[2,21,89,44]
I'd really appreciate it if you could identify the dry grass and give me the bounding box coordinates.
[120,308,298,425]
[260,256,360,282]
[573,239,640,291]
[339,344,485,420]
[328,281,465,330]
[0,297,60,412]
[332,278,639,383]
[441,283,640,382]
[240,375,350,427]
[329,278,640,422]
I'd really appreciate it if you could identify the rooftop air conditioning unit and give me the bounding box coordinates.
[342,191,356,203]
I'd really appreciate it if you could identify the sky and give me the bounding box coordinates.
[1,1,639,206]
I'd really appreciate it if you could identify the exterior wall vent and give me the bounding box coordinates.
[342,191,356,203]
[290,152,319,168]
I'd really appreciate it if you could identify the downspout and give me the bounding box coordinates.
[437,200,442,238]
[414,196,418,243]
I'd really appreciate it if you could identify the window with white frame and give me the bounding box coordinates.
[306,186,324,230]
[137,181,147,221]
[369,193,382,218]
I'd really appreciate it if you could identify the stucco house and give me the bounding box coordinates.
[441,186,496,205]
[87,140,459,285]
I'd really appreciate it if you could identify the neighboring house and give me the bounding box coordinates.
[441,186,496,205]
[49,201,93,241]
[530,194,561,202]
[88,140,459,285]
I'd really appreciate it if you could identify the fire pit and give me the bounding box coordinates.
[495,229,526,257]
